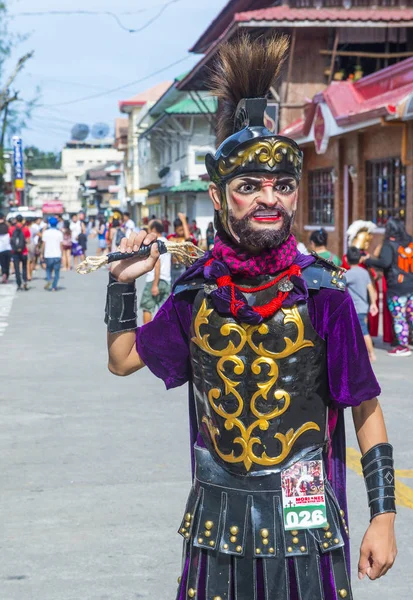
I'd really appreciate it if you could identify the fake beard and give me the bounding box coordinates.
[228,205,295,250]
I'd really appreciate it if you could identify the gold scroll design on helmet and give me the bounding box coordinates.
[191,300,319,472]
[217,138,302,179]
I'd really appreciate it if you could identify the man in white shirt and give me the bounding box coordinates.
[123,212,136,239]
[139,220,171,323]
[69,214,82,243]
[41,217,63,291]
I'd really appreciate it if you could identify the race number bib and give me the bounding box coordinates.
[281,458,328,530]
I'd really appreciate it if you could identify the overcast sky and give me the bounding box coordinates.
[6,0,228,151]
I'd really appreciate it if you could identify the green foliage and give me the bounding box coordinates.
[24,146,61,170]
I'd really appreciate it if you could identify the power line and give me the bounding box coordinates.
[39,54,192,108]
[11,1,182,34]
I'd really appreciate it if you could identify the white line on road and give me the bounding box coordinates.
[0,284,17,337]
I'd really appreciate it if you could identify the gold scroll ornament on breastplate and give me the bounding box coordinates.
[191,301,320,472]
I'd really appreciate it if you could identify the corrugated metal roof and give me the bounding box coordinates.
[165,96,217,115]
[236,6,413,23]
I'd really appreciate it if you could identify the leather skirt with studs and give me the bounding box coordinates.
[176,445,352,600]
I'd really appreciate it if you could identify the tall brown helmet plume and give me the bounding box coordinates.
[209,33,290,146]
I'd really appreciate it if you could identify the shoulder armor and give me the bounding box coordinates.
[173,278,205,296]
[302,260,347,292]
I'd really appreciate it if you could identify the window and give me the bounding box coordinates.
[76,160,84,167]
[308,168,335,225]
[365,157,406,226]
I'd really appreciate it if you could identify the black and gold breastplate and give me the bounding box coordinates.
[189,283,329,476]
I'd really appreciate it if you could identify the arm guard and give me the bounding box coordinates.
[361,443,396,521]
[104,273,137,334]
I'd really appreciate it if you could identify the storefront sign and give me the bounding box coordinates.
[313,105,329,155]
[42,201,64,214]
[12,136,25,190]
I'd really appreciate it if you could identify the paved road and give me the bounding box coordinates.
[0,261,412,599]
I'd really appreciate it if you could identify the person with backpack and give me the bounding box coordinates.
[364,217,413,357]
[309,228,341,266]
[9,214,31,291]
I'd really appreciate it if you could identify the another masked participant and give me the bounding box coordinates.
[105,35,396,600]
[343,220,393,343]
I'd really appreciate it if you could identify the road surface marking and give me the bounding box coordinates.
[0,284,16,337]
[347,447,413,510]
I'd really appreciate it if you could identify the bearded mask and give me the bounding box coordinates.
[205,36,303,245]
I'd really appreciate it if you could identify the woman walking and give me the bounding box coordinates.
[364,218,413,357]
[96,218,107,256]
[62,220,72,270]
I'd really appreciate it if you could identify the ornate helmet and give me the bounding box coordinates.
[205,34,303,238]
[347,220,376,250]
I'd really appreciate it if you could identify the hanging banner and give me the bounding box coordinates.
[12,136,25,190]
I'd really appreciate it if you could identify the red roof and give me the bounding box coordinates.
[280,57,413,139]
[119,81,172,113]
[236,6,413,24]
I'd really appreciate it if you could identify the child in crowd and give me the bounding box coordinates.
[345,246,378,361]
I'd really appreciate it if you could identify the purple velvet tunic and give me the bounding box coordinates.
[136,255,380,600]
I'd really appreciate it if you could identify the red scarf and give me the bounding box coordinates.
[204,232,300,324]
[211,231,298,278]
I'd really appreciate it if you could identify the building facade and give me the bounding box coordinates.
[177,0,413,253]
[282,57,413,255]
[138,86,217,236]
[26,169,71,212]
[119,82,172,224]
[61,139,124,214]
[79,162,126,216]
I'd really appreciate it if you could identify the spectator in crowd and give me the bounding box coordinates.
[77,221,88,261]
[96,217,107,256]
[41,216,63,291]
[57,215,65,230]
[293,228,309,255]
[109,218,125,252]
[9,214,31,291]
[167,213,197,284]
[309,228,341,266]
[190,219,202,244]
[363,217,413,357]
[39,216,48,231]
[27,218,41,280]
[346,246,378,361]
[139,220,171,324]
[70,214,83,269]
[123,212,136,238]
[206,221,215,251]
[62,220,72,271]
[0,212,11,283]
[162,214,170,235]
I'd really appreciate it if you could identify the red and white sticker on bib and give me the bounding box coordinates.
[281,459,328,530]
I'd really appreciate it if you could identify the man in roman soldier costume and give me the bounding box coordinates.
[342,220,393,344]
[105,36,396,600]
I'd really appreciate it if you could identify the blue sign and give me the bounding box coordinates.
[12,136,24,189]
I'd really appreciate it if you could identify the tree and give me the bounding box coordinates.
[0,2,35,206]
[24,146,61,170]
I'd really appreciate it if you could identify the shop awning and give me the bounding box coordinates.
[280,57,413,146]
[42,201,64,214]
